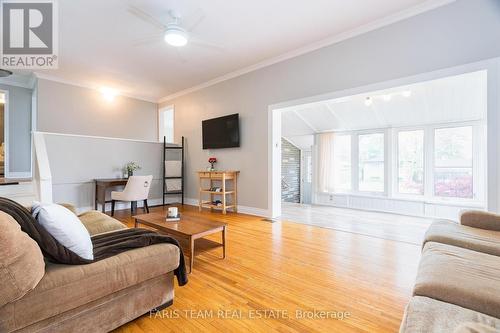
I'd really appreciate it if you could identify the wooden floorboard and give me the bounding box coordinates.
[112,204,422,333]
[280,202,432,245]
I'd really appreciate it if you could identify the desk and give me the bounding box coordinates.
[94,178,128,213]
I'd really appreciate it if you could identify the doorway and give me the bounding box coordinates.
[269,58,498,220]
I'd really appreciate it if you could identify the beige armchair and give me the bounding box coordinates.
[111,175,153,216]
[460,210,500,232]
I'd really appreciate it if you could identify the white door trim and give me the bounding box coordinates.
[267,107,282,218]
[268,57,500,218]
[1,89,9,178]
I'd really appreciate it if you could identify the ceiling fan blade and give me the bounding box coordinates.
[184,8,206,32]
[190,37,225,52]
[132,33,164,47]
[127,5,166,31]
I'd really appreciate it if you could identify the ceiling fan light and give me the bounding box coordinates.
[164,27,188,47]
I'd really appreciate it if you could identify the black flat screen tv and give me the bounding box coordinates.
[202,113,240,149]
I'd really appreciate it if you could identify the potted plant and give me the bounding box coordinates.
[208,157,217,171]
[125,162,141,178]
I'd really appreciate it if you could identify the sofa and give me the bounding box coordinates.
[400,211,500,332]
[0,204,180,333]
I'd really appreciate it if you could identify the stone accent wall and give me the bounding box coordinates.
[281,138,300,203]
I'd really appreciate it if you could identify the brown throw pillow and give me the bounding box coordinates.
[0,211,45,306]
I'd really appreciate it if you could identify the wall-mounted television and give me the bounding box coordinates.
[202,113,240,149]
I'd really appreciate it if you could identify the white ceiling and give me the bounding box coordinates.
[281,70,487,136]
[24,0,449,102]
[285,135,315,150]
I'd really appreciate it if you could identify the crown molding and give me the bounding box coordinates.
[158,0,456,103]
[0,73,36,89]
[36,130,162,144]
[33,73,158,103]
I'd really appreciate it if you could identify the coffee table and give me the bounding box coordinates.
[133,212,227,273]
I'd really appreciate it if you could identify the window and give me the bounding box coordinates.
[434,126,473,198]
[317,123,483,203]
[358,133,384,192]
[159,107,174,143]
[398,130,424,195]
[333,135,351,191]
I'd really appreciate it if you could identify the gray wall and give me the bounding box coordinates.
[44,133,167,210]
[281,138,300,203]
[37,79,158,141]
[160,0,500,211]
[37,80,162,209]
[0,83,33,174]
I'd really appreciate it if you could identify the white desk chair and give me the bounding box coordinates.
[111,175,153,216]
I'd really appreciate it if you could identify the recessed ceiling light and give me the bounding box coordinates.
[100,87,118,102]
[402,90,412,98]
[383,94,392,101]
[364,97,373,106]
[164,24,189,47]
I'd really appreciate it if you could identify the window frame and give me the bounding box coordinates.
[393,127,426,199]
[332,133,352,193]
[430,122,485,203]
[357,130,387,195]
[158,105,175,143]
[327,120,486,205]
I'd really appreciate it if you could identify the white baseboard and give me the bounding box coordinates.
[314,192,484,221]
[185,198,268,217]
[77,197,179,214]
[75,196,268,218]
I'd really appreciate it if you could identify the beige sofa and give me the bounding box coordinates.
[0,205,180,333]
[400,211,500,333]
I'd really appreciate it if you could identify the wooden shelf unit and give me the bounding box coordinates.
[198,171,239,214]
[163,136,185,206]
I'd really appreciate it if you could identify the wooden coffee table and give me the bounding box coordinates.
[133,212,227,273]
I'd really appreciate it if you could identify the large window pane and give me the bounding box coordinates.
[359,133,384,192]
[398,130,424,195]
[434,126,473,198]
[159,107,174,143]
[333,135,351,191]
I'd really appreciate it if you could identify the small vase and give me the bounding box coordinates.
[210,163,215,171]
[128,170,133,178]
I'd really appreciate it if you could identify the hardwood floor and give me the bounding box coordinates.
[280,202,432,245]
[113,205,422,333]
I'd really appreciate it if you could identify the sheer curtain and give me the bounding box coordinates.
[316,132,335,193]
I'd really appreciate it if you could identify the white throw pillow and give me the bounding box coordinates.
[32,202,94,260]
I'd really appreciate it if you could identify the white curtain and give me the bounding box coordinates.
[316,132,335,193]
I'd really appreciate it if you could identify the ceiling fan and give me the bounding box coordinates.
[128,5,222,50]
